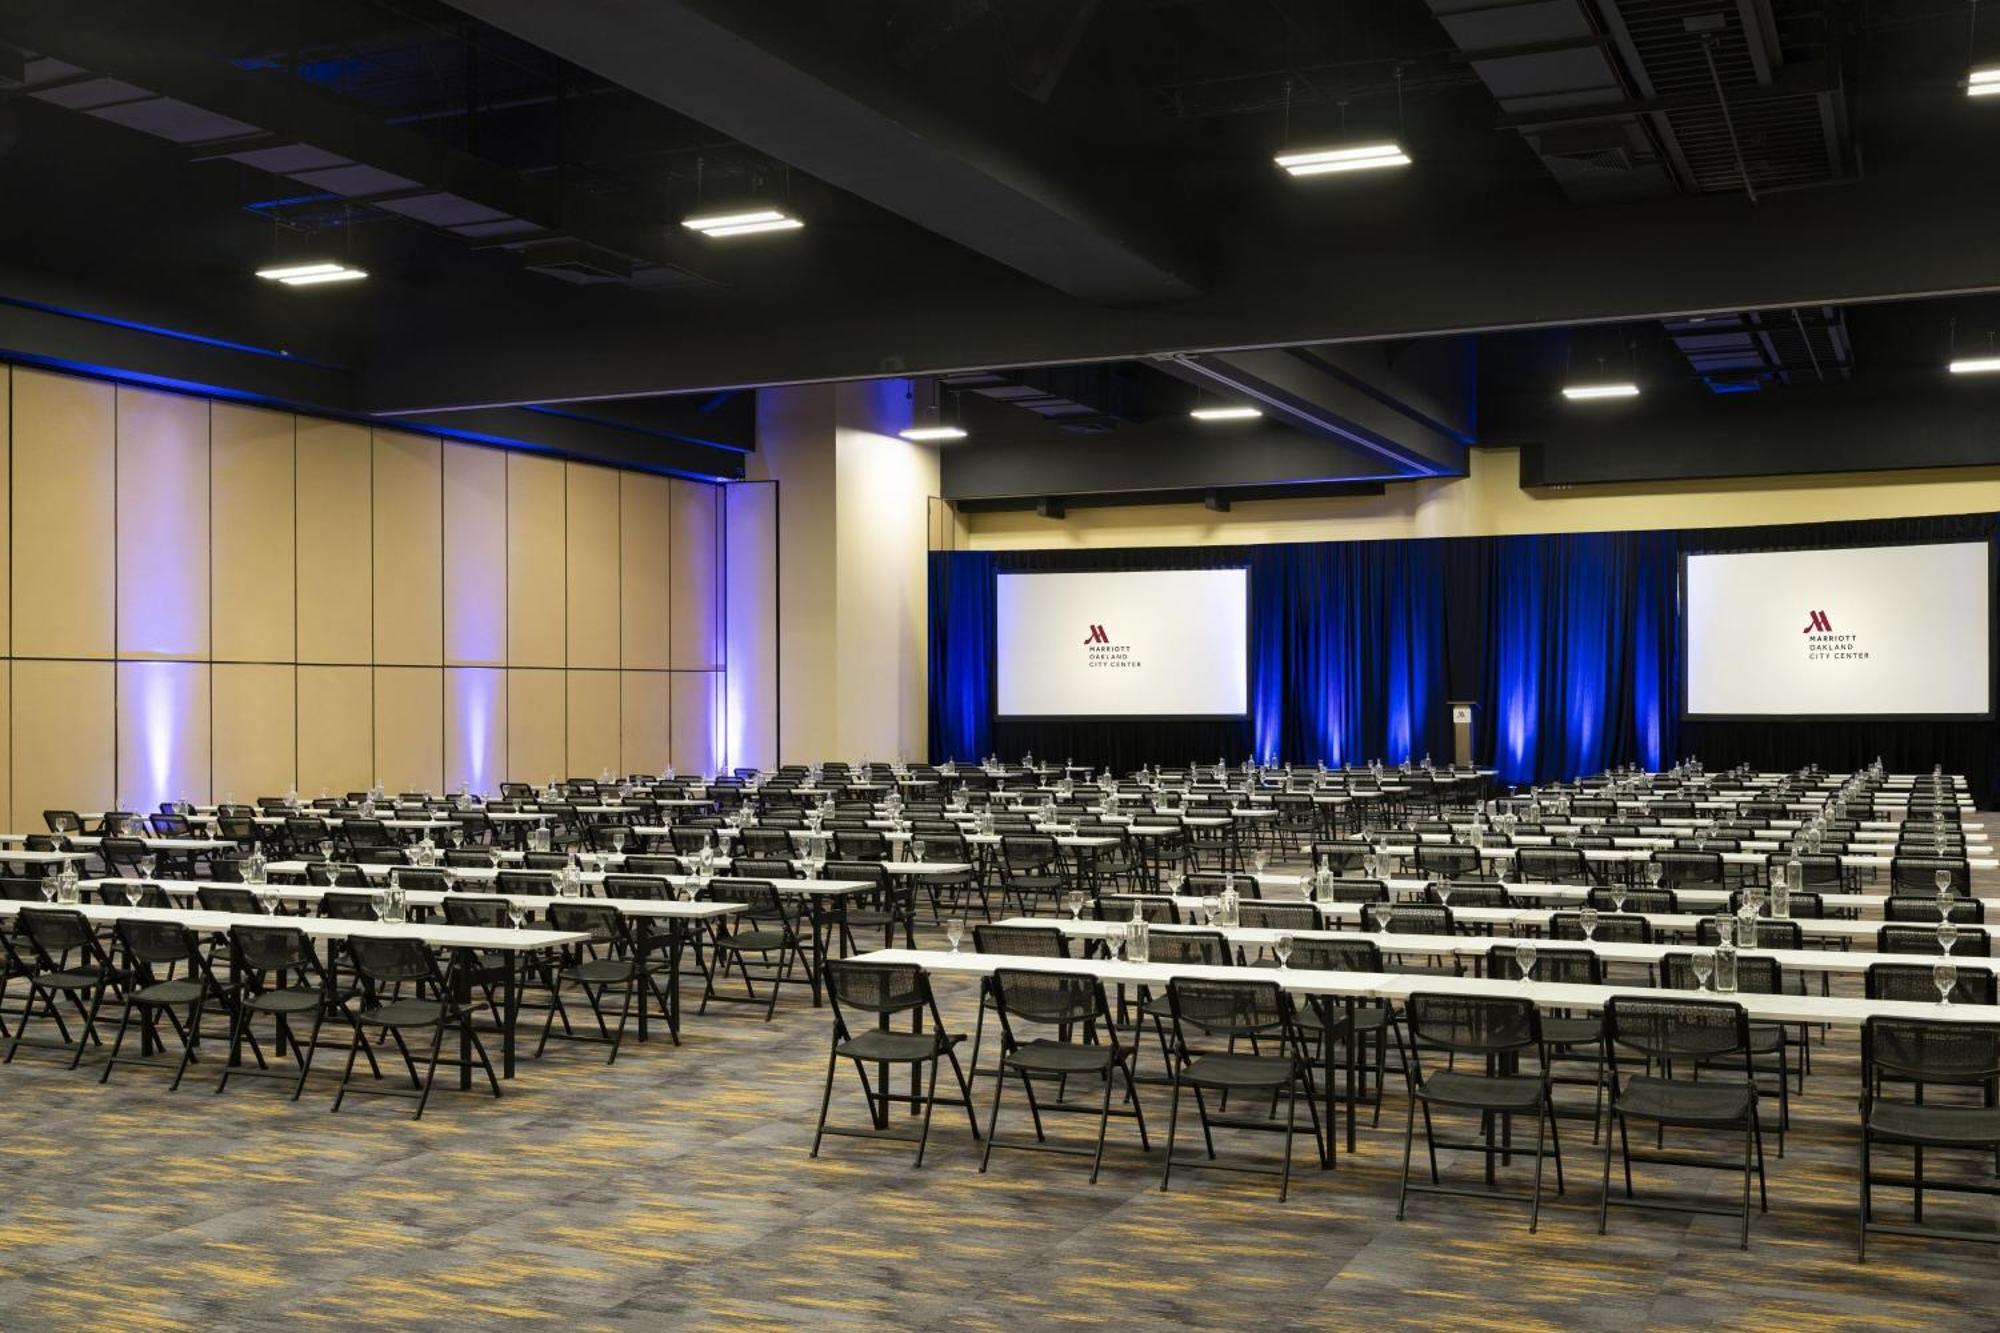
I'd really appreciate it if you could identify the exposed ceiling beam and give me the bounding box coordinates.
[359,159,2000,412]
[1158,349,1469,477]
[439,0,1199,305]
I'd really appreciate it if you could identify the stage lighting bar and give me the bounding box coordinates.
[1561,382,1641,401]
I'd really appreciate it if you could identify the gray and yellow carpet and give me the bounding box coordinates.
[2,904,1998,1329]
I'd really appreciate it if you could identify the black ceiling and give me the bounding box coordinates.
[0,0,1997,486]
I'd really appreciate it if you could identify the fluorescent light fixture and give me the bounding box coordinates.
[1948,356,2000,374]
[1970,66,2000,96]
[256,260,367,286]
[1275,143,1411,176]
[898,425,968,442]
[1189,405,1263,421]
[682,208,803,237]
[1561,382,1641,400]
[255,261,344,280]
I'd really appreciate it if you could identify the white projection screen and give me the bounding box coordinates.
[1682,541,1993,720]
[996,568,1249,719]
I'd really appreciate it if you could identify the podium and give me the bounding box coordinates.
[1448,700,1479,768]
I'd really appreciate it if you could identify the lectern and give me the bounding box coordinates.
[1448,700,1479,768]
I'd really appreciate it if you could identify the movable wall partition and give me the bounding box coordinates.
[3,365,731,830]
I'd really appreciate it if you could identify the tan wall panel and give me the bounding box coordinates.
[212,664,296,803]
[0,371,11,656]
[444,667,506,797]
[116,661,211,810]
[668,480,720,670]
[297,666,373,796]
[115,387,210,659]
[507,668,565,786]
[443,444,507,666]
[620,671,672,777]
[507,453,566,667]
[375,666,443,794]
[13,659,114,829]
[566,670,620,779]
[212,404,296,662]
[372,430,443,665]
[14,369,114,658]
[566,463,621,668]
[0,666,12,832]
[620,472,673,669]
[295,420,373,662]
[669,672,722,776]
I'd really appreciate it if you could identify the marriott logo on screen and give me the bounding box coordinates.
[1799,608,1869,662]
[1081,623,1138,669]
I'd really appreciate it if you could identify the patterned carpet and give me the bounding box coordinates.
[4,868,2000,1330]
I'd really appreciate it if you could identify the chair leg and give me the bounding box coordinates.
[913,1055,942,1169]
[1597,1113,1616,1235]
[1396,1092,1419,1221]
[1529,1099,1550,1233]
[809,1042,840,1159]
[1088,1061,1115,1184]
[1160,1075,1182,1192]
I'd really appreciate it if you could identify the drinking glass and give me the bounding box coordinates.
[139,855,156,881]
[1274,933,1295,970]
[1201,894,1220,926]
[38,878,55,903]
[1939,887,1955,923]
[1064,890,1085,921]
[1252,849,1269,876]
[1103,922,1126,962]
[1939,920,1961,956]
[125,881,144,907]
[1372,904,1391,935]
[1436,881,1453,909]
[1936,869,1955,896]
[1936,961,1959,1006]
[1610,886,1628,913]
[912,839,928,864]
[1579,906,1599,941]
[371,890,390,921]
[946,918,966,954]
[1515,942,1538,985]
[506,900,527,929]
[1645,861,1663,889]
[1691,950,1715,992]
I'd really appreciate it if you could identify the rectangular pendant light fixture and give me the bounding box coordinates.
[897,425,968,442]
[1561,382,1641,401]
[1970,66,2000,97]
[682,209,804,238]
[256,261,367,285]
[1948,356,2000,374]
[1189,405,1263,421]
[1275,143,1411,176]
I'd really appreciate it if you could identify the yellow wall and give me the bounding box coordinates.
[2,365,726,827]
[957,447,2000,549]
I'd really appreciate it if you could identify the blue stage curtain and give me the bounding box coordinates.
[927,550,994,762]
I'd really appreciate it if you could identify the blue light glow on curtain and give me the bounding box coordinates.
[927,550,994,762]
